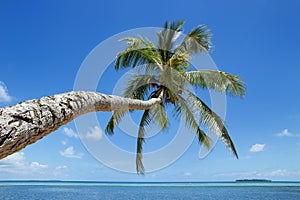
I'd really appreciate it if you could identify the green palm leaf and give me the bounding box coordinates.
[187,92,238,158]
[115,37,162,70]
[150,103,169,131]
[160,20,184,50]
[197,128,212,150]
[174,94,212,149]
[167,51,191,71]
[184,70,246,97]
[175,25,211,54]
[157,20,184,64]
[105,110,128,135]
[123,74,159,100]
[136,109,151,174]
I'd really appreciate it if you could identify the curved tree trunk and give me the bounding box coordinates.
[0,91,162,159]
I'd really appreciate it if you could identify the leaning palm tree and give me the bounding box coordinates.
[106,21,245,174]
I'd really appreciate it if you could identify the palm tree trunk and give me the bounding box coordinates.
[0,91,162,159]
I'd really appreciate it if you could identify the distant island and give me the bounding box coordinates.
[236,179,272,182]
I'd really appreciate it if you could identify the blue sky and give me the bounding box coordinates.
[1,0,300,181]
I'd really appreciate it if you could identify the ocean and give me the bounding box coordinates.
[0,181,300,200]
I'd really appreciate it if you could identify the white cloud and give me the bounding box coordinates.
[2,152,21,166]
[62,127,79,138]
[268,169,288,177]
[256,169,298,177]
[184,172,192,176]
[30,162,48,169]
[55,165,68,170]
[249,144,265,152]
[214,171,258,178]
[276,129,293,137]
[0,152,72,178]
[61,140,67,145]
[86,126,103,141]
[53,165,69,177]
[275,129,300,146]
[60,146,83,159]
[0,81,12,102]
[0,152,48,174]
[214,169,300,179]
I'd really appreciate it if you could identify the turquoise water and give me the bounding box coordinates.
[0,181,299,199]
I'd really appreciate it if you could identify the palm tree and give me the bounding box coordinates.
[106,21,245,174]
[0,91,163,159]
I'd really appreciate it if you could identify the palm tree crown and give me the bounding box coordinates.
[106,21,245,174]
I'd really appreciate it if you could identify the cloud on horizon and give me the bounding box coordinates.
[0,152,72,179]
[184,172,192,176]
[0,152,48,174]
[53,165,69,177]
[214,169,300,179]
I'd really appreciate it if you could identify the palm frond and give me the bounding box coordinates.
[144,63,161,75]
[149,103,169,131]
[174,94,212,149]
[163,20,184,32]
[136,88,168,174]
[115,37,162,70]
[197,128,211,150]
[167,51,191,71]
[160,68,180,92]
[175,25,211,54]
[187,92,238,158]
[105,110,128,135]
[136,110,151,174]
[184,70,246,97]
[159,68,187,105]
[158,20,184,64]
[163,20,184,50]
[123,74,159,100]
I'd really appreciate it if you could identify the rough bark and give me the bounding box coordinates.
[0,91,162,159]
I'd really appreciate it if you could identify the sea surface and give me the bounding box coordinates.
[0,181,300,200]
